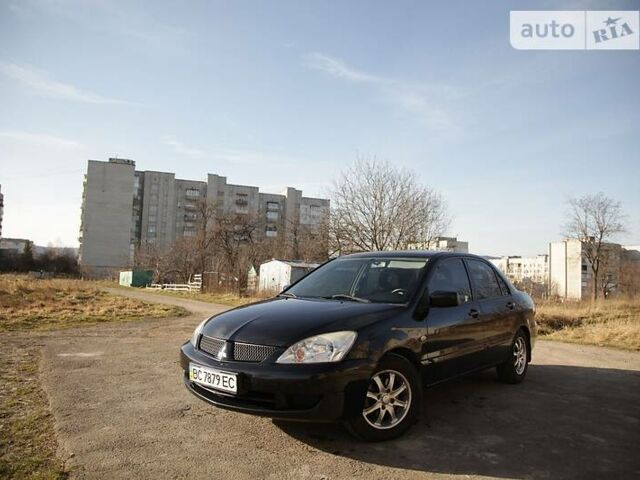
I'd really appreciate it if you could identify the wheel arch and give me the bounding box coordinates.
[518,325,532,362]
[384,347,422,373]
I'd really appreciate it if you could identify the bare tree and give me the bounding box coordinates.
[283,216,329,262]
[192,198,219,275]
[563,193,626,301]
[213,212,261,293]
[329,157,450,253]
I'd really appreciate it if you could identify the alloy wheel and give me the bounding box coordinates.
[513,336,527,375]
[362,369,412,430]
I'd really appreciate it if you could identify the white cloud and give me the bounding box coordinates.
[0,62,129,105]
[0,131,82,149]
[302,52,457,131]
[303,52,383,84]
[162,136,205,158]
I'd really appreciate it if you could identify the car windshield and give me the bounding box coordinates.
[285,257,428,304]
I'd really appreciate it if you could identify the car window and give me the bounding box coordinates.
[427,258,471,303]
[496,273,510,296]
[287,257,428,303]
[465,259,502,300]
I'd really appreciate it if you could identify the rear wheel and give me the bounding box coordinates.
[345,354,420,441]
[497,330,529,384]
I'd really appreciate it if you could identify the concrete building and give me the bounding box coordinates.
[0,238,31,255]
[548,239,623,300]
[407,236,469,253]
[0,184,3,238]
[258,259,319,292]
[79,158,330,276]
[489,254,549,284]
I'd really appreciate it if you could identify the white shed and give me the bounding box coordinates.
[258,259,319,293]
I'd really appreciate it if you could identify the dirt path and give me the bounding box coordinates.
[40,289,640,479]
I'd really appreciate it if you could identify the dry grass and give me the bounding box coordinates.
[537,297,640,350]
[142,288,268,307]
[0,275,187,332]
[0,342,67,479]
[96,279,270,307]
[0,274,187,479]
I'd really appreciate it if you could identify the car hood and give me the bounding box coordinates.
[201,297,404,347]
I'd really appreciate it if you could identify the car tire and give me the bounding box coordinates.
[496,329,529,384]
[345,354,421,442]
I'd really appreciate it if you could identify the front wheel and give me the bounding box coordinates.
[496,330,529,384]
[345,354,421,441]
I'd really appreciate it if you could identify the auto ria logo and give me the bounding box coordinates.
[510,11,639,50]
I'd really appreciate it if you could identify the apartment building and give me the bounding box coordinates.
[548,238,623,300]
[79,158,329,276]
[489,254,549,284]
[407,236,469,253]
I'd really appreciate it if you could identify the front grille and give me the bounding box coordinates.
[198,335,277,363]
[233,342,278,362]
[199,335,225,358]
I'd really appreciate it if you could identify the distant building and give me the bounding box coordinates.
[258,259,319,292]
[0,238,31,255]
[79,158,330,277]
[407,236,469,253]
[0,184,3,238]
[548,239,623,300]
[489,254,549,284]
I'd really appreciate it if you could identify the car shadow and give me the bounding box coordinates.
[274,364,640,479]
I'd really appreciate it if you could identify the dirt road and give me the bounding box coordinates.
[40,289,640,479]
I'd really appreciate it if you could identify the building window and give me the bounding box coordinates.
[266,201,279,211]
[265,226,277,237]
[185,188,200,198]
[266,211,279,221]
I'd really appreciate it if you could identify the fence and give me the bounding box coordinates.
[146,274,202,292]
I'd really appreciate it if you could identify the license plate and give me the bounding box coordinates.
[189,363,237,394]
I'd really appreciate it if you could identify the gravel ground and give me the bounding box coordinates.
[38,289,640,479]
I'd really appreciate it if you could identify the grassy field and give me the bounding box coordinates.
[0,275,187,479]
[138,288,264,307]
[536,297,640,351]
[0,342,67,479]
[0,275,186,332]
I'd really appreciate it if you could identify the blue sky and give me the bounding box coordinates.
[0,0,638,256]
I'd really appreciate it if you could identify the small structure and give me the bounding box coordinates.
[246,266,258,293]
[119,270,153,287]
[258,259,319,293]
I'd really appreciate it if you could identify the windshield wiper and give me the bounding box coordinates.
[278,292,297,298]
[325,294,370,303]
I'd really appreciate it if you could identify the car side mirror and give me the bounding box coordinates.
[429,290,461,308]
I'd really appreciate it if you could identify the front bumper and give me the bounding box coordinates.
[180,341,374,421]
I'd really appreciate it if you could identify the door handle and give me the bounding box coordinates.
[468,309,479,319]
[506,301,515,310]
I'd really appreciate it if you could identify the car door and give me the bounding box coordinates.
[463,258,513,365]
[421,257,483,382]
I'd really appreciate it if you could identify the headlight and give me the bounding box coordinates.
[190,318,210,347]
[276,331,357,364]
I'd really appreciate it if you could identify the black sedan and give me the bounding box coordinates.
[180,251,536,441]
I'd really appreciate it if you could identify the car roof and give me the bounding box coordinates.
[340,250,483,260]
